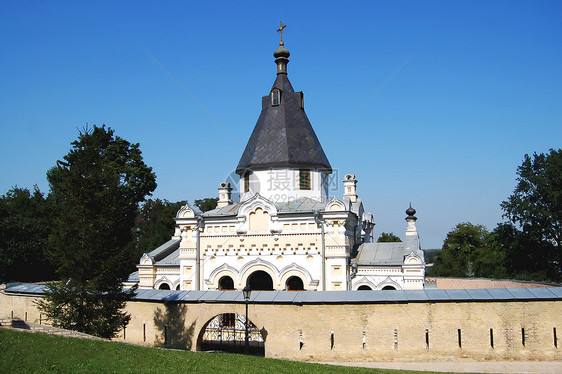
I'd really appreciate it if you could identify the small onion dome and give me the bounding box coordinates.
[274,45,290,59]
[406,204,417,221]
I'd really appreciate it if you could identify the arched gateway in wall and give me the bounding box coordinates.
[198,269,276,355]
[197,313,265,355]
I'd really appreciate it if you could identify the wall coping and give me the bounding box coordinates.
[4,282,562,304]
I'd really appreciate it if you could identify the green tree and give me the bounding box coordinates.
[0,186,56,282]
[134,198,185,255]
[194,198,218,212]
[423,249,440,264]
[38,125,156,338]
[500,149,562,274]
[488,223,556,281]
[376,232,402,242]
[430,223,490,277]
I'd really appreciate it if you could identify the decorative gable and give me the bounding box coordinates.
[176,202,199,219]
[140,253,154,265]
[404,252,422,265]
[326,196,346,212]
[236,194,280,235]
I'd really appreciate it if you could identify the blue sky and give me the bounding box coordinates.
[1,1,560,248]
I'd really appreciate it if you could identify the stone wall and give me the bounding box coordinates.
[1,290,560,362]
[426,277,558,289]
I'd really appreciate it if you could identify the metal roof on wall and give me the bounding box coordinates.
[4,283,562,304]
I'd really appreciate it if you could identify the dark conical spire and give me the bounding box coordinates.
[235,25,331,175]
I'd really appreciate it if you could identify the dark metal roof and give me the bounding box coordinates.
[154,249,180,266]
[147,239,180,260]
[355,242,406,265]
[276,197,327,213]
[5,283,562,304]
[127,271,139,282]
[132,287,562,303]
[202,198,327,217]
[202,203,241,217]
[236,72,331,174]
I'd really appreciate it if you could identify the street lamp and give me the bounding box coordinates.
[243,286,251,354]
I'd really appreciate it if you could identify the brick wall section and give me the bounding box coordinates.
[1,290,560,362]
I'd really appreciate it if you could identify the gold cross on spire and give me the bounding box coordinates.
[277,21,287,46]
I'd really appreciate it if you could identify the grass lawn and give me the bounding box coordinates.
[0,328,442,374]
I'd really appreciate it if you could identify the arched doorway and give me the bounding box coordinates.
[357,285,372,290]
[198,313,265,356]
[158,283,170,290]
[382,285,396,290]
[247,270,273,290]
[219,276,235,290]
[286,276,304,291]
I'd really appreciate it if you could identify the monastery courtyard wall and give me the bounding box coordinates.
[1,287,560,362]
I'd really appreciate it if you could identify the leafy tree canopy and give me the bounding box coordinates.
[134,198,186,255]
[0,186,56,282]
[376,232,402,242]
[430,223,490,278]
[501,149,562,264]
[39,125,157,338]
[487,223,556,281]
[194,198,218,213]
[423,249,440,264]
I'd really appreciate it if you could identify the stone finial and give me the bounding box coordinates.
[405,203,418,236]
[343,174,358,203]
[406,203,417,221]
[217,182,233,208]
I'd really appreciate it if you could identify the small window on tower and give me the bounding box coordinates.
[271,89,280,106]
[244,172,250,193]
[299,169,311,190]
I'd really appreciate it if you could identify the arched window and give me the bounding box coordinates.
[357,285,372,290]
[286,276,304,291]
[158,283,170,290]
[271,89,280,106]
[247,270,274,291]
[175,284,181,290]
[382,285,396,290]
[219,276,235,291]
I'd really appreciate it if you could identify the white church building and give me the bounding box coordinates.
[133,32,425,292]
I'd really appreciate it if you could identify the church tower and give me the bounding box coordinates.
[135,23,423,293]
[236,23,332,203]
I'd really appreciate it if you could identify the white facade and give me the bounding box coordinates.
[135,176,425,292]
[240,169,330,204]
[133,38,425,292]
